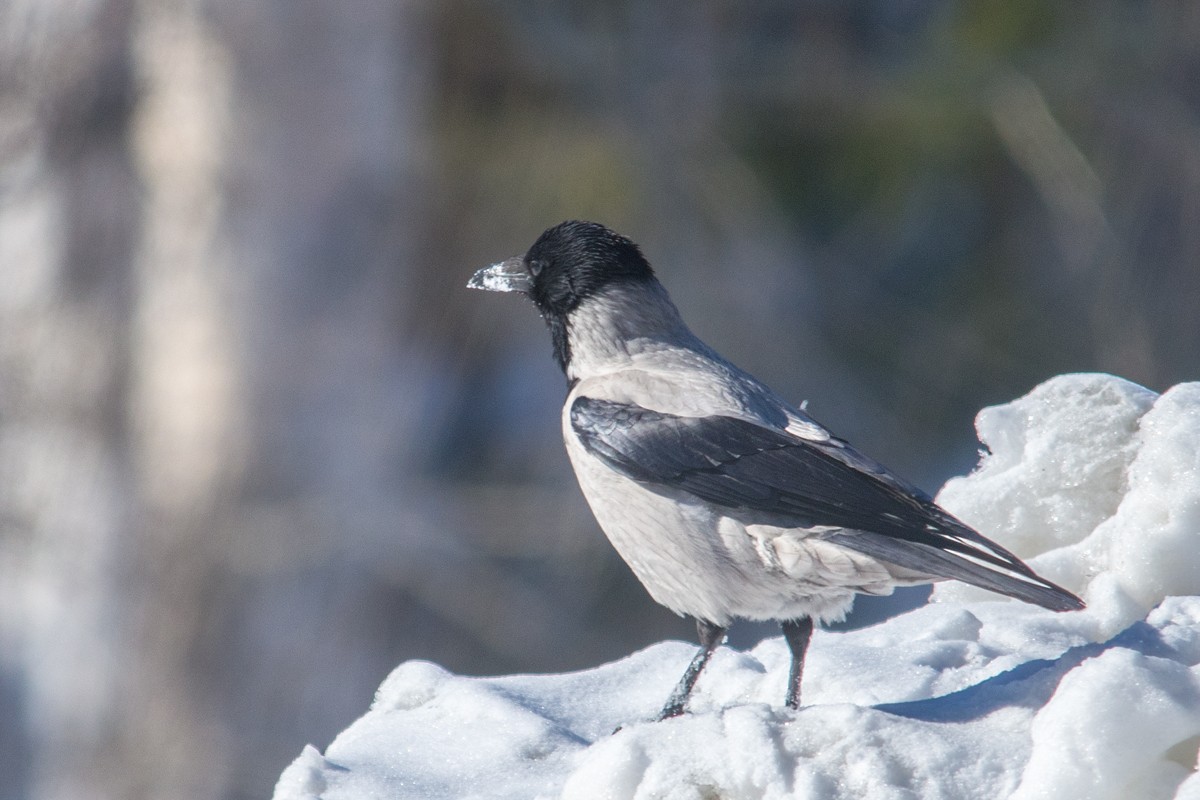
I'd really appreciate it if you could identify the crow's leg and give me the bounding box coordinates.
[782,617,814,709]
[657,619,726,720]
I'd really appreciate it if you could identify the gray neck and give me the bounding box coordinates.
[564,280,703,382]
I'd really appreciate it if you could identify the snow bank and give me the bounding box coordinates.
[934,375,1200,638]
[274,374,1200,800]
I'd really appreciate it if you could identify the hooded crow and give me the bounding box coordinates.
[469,220,1084,720]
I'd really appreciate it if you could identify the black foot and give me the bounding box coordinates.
[782,617,814,709]
[656,619,726,720]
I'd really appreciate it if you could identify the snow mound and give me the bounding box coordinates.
[934,374,1200,638]
[274,374,1200,800]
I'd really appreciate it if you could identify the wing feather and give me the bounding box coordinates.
[569,396,1083,612]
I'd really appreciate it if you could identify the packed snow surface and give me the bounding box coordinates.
[274,374,1200,800]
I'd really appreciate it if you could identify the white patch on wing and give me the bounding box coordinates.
[785,414,832,442]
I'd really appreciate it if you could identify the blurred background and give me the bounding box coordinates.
[1,1,1197,798]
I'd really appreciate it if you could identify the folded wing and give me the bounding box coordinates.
[570,396,1083,612]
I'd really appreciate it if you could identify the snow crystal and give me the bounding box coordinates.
[274,374,1200,800]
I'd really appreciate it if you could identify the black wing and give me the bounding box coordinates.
[570,396,1082,612]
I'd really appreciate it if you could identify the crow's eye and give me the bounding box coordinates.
[529,259,545,277]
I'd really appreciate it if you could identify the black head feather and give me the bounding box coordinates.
[521,221,655,372]
[524,221,654,316]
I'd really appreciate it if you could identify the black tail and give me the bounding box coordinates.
[828,528,1085,612]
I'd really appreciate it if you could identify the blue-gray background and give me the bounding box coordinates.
[1,2,1196,798]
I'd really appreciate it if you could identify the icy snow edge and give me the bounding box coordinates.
[274,373,1200,800]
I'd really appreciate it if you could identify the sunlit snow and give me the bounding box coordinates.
[274,374,1200,800]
